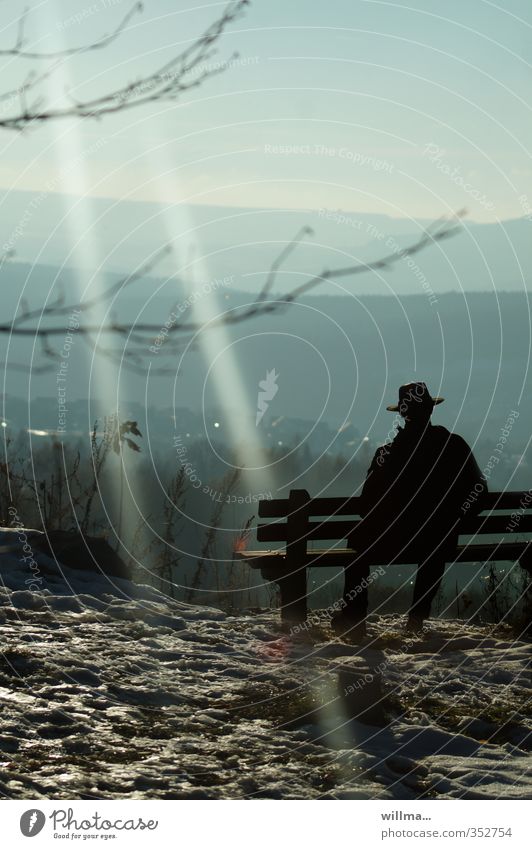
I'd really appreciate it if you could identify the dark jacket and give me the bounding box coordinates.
[349,424,486,560]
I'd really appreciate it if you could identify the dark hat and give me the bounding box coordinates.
[386,381,444,412]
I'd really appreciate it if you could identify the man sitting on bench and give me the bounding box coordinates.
[333,382,486,639]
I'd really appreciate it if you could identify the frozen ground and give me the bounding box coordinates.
[0,530,530,800]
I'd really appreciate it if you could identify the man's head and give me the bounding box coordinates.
[386,381,444,423]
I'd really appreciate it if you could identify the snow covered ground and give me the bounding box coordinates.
[0,529,530,800]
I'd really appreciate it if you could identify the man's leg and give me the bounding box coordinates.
[332,555,370,638]
[343,555,371,617]
[407,552,446,631]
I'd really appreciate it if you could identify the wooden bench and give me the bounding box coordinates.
[235,489,532,623]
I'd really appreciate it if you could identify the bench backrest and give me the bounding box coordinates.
[257,489,532,546]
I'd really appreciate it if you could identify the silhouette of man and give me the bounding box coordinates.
[333,382,486,639]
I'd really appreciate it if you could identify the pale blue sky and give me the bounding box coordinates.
[1,0,532,221]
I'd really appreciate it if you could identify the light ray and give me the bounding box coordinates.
[142,131,274,492]
[39,3,130,548]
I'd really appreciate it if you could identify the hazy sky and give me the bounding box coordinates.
[1,0,532,222]
[1,1,532,442]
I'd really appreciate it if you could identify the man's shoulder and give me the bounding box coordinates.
[431,426,472,453]
[431,425,451,438]
[371,443,391,466]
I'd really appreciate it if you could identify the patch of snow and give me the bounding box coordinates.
[0,531,529,799]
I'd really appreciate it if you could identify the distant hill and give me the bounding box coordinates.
[2,256,531,448]
[1,190,532,296]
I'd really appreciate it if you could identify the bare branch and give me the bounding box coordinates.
[0,1,251,374]
[256,225,314,305]
[10,245,173,329]
[2,3,143,59]
[0,0,249,131]
[0,213,464,374]
[15,7,28,53]
[0,0,463,377]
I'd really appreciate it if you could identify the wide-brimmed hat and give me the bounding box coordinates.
[386,381,444,412]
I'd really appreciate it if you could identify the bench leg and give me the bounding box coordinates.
[276,568,307,625]
[343,559,370,617]
[409,556,446,621]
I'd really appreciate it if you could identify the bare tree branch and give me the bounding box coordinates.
[2,3,143,60]
[0,0,464,378]
[0,0,249,130]
[10,246,173,328]
[0,212,465,375]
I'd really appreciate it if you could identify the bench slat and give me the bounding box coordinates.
[258,495,369,517]
[245,489,532,623]
[257,514,532,543]
[303,496,363,515]
[461,515,532,533]
[257,500,293,518]
[483,491,532,509]
[257,491,532,522]
[238,540,532,570]
[257,519,354,542]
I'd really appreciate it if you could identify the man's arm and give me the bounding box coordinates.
[359,445,395,516]
[452,435,487,516]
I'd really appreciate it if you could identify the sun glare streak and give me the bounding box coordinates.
[41,5,117,410]
[40,2,127,542]
[143,133,274,489]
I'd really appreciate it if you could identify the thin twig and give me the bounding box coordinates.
[0,212,464,374]
[0,1,249,131]
[1,4,142,60]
